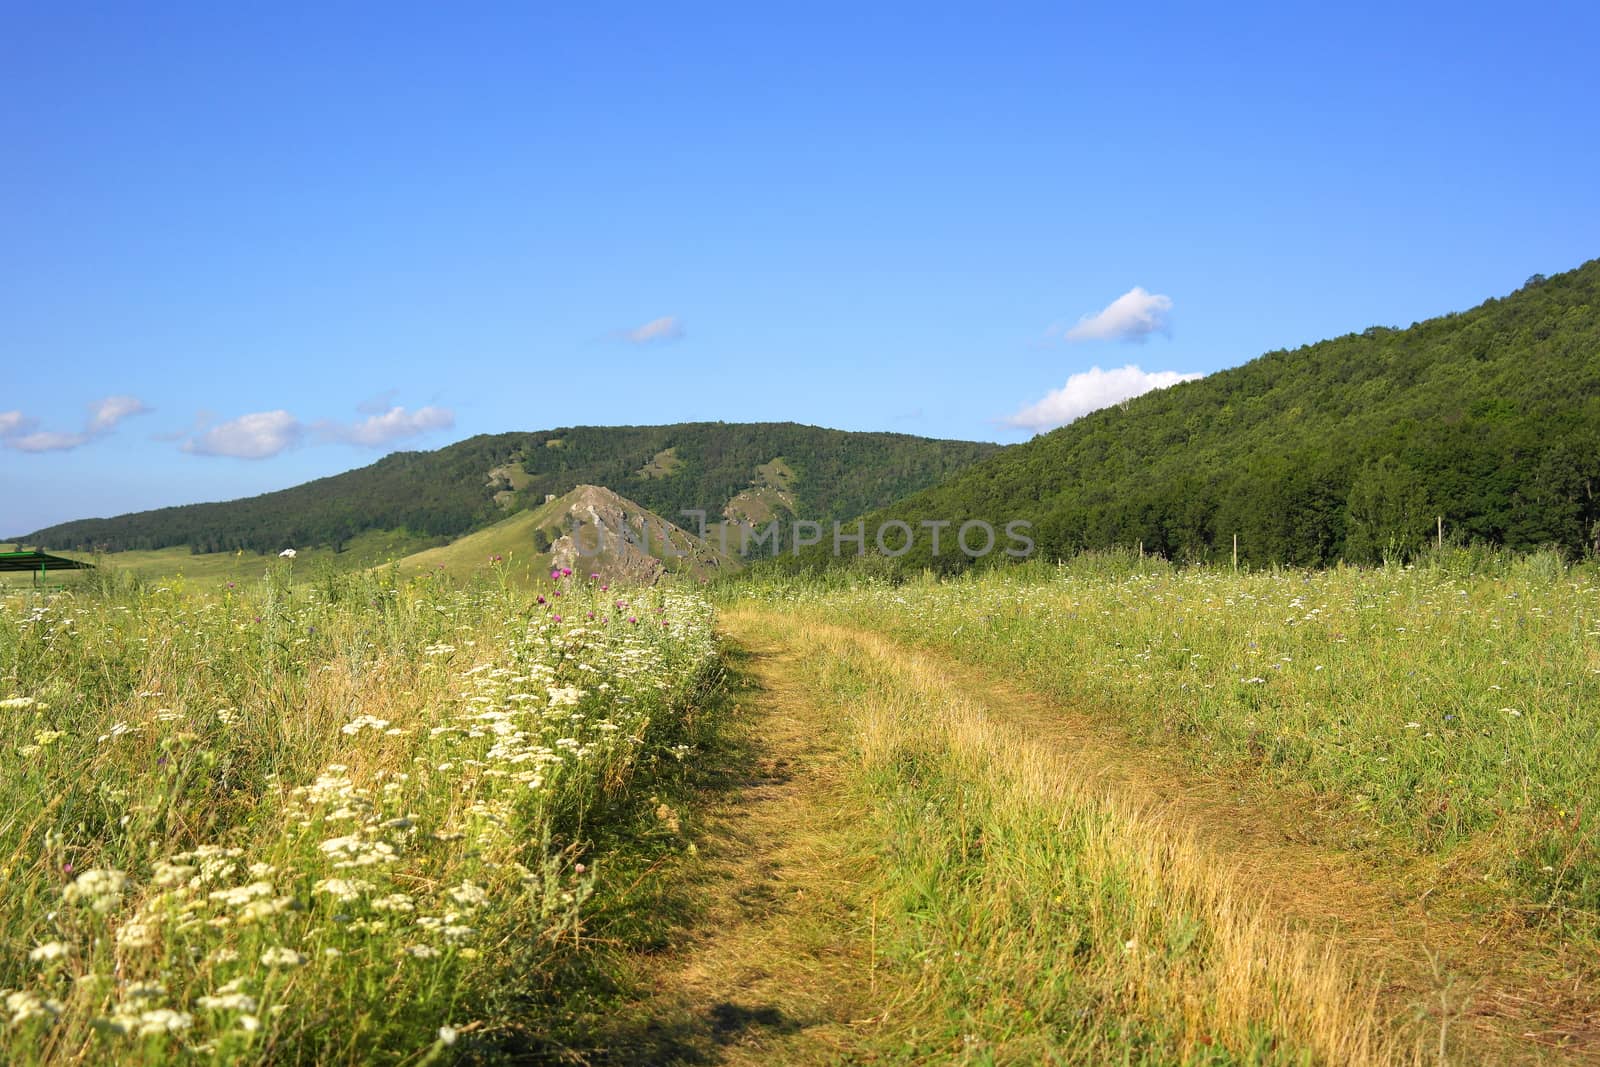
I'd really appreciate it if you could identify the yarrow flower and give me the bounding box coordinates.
[372,892,416,912]
[28,942,69,963]
[196,991,258,1013]
[134,1009,193,1035]
[448,881,489,909]
[115,921,157,949]
[7,990,64,1025]
[314,877,375,902]
[341,715,391,736]
[62,868,128,913]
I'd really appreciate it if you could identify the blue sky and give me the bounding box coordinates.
[5,2,1599,535]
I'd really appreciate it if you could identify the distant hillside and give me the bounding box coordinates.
[20,423,1000,555]
[394,484,736,585]
[819,260,1600,572]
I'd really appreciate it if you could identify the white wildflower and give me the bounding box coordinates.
[62,868,128,912]
[314,877,374,902]
[196,991,258,1013]
[7,990,64,1025]
[28,942,69,963]
[237,896,293,923]
[208,881,276,908]
[152,862,197,887]
[341,715,391,736]
[115,921,157,948]
[136,1008,192,1035]
[371,893,416,912]
[447,881,488,909]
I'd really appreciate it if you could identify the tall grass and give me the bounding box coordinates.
[744,614,1401,1064]
[0,562,719,1063]
[730,555,1600,939]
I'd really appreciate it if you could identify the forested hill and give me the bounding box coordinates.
[839,259,1600,572]
[21,423,1000,554]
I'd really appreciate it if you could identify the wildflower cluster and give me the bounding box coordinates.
[0,570,718,1063]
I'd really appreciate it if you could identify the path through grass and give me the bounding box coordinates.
[623,602,1600,1064]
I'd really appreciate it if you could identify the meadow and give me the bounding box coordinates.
[5,546,1599,1064]
[0,530,447,592]
[732,551,1600,938]
[714,610,1395,1064]
[700,550,1600,1062]
[0,561,721,1064]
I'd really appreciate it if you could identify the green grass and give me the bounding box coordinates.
[389,497,570,580]
[636,446,683,479]
[1,529,445,591]
[730,550,1600,941]
[0,564,722,1064]
[728,611,1389,1064]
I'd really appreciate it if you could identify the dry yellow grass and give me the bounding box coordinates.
[789,613,1404,1064]
[804,609,1600,1062]
[615,608,1421,1063]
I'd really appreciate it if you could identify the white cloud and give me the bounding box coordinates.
[618,315,685,344]
[179,402,454,458]
[1,395,151,453]
[1058,287,1173,343]
[88,395,151,433]
[1004,364,1203,432]
[10,430,91,453]
[0,411,35,437]
[182,410,304,459]
[319,405,455,447]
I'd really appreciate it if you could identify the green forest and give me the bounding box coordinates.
[799,260,1600,572]
[18,424,998,555]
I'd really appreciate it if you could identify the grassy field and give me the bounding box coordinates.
[695,551,1600,1062]
[729,551,1600,942]
[0,530,445,592]
[0,563,721,1063]
[5,548,1598,1063]
[712,611,1395,1064]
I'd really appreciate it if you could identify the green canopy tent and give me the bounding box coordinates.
[0,549,94,585]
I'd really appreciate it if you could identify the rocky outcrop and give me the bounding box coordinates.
[547,485,733,584]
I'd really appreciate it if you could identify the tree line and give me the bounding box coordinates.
[792,261,1600,573]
